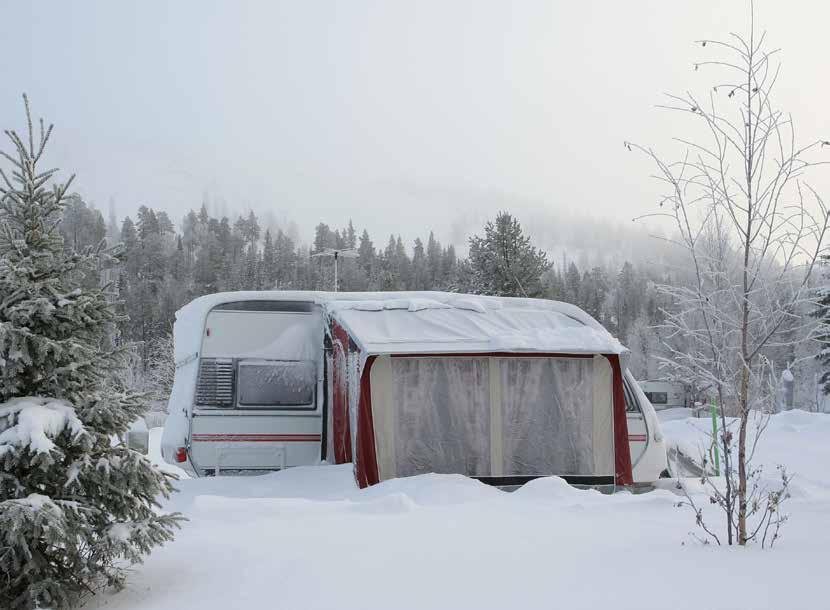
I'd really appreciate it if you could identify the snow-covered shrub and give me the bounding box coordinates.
[0,96,182,609]
[145,332,176,405]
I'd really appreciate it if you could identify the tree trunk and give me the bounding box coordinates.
[718,385,734,545]
[738,25,754,546]
[737,363,750,545]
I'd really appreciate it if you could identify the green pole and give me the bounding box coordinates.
[710,398,721,476]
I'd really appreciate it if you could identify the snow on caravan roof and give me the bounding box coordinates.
[328,298,624,356]
[173,290,625,362]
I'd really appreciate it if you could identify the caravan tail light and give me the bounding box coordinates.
[175,447,187,463]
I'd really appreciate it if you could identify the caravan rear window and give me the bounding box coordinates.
[237,360,316,407]
[645,391,668,405]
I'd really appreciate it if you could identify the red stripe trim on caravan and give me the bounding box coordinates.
[628,434,648,442]
[191,434,321,443]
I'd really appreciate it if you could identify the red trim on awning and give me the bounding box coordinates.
[608,354,634,485]
[332,337,635,487]
[389,352,595,359]
[330,321,352,464]
[355,355,379,488]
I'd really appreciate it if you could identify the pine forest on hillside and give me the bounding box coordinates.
[56,195,827,413]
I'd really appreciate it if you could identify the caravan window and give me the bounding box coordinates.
[623,379,642,413]
[237,360,316,407]
[645,391,668,405]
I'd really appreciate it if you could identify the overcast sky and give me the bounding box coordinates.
[3,1,828,247]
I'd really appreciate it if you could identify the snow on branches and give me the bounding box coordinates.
[0,397,87,457]
[628,5,829,546]
[0,96,183,610]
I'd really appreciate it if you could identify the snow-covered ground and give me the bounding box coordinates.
[83,411,830,610]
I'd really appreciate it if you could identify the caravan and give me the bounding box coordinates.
[161,291,668,485]
[638,380,691,411]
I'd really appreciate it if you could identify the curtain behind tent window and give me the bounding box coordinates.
[376,355,606,481]
[391,357,491,477]
[498,358,595,476]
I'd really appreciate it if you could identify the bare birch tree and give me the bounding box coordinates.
[627,4,829,545]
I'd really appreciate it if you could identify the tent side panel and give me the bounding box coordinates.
[330,321,352,464]
[591,355,615,475]
[369,356,396,481]
[355,355,380,488]
[357,351,632,487]
[325,352,334,462]
[607,354,634,485]
[498,357,595,477]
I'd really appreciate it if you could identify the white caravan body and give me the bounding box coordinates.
[625,371,668,483]
[161,291,668,483]
[638,380,689,410]
[162,297,325,475]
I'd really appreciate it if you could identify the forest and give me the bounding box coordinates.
[56,193,826,412]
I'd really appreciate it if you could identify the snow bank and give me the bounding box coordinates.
[0,397,85,455]
[82,412,830,610]
[512,475,602,502]
[356,472,502,506]
[661,410,830,497]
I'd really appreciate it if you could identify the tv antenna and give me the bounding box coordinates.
[311,248,359,292]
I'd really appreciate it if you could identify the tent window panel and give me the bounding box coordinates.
[391,358,491,478]
[499,358,595,476]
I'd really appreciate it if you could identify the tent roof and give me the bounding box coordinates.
[173,290,626,363]
[327,297,625,356]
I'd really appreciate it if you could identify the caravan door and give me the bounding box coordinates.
[188,300,324,475]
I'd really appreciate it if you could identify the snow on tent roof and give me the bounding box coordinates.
[327,299,625,356]
[172,290,626,363]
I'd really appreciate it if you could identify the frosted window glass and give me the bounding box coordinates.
[499,358,595,476]
[391,358,491,477]
[237,360,315,406]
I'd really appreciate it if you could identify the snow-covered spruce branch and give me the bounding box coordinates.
[0,95,183,610]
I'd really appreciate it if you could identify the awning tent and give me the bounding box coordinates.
[325,297,633,487]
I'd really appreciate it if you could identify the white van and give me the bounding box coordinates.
[161,291,668,484]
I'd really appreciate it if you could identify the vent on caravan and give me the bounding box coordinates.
[195,358,235,407]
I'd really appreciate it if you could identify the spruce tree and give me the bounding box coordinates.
[411,237,427,290]
[0,96,181,609]
[274,229,297,288]
[357,229,376,288]
[426,231,442,288]
[261,229,276,288]
[812,255,830,394]
[467,211,551,297]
